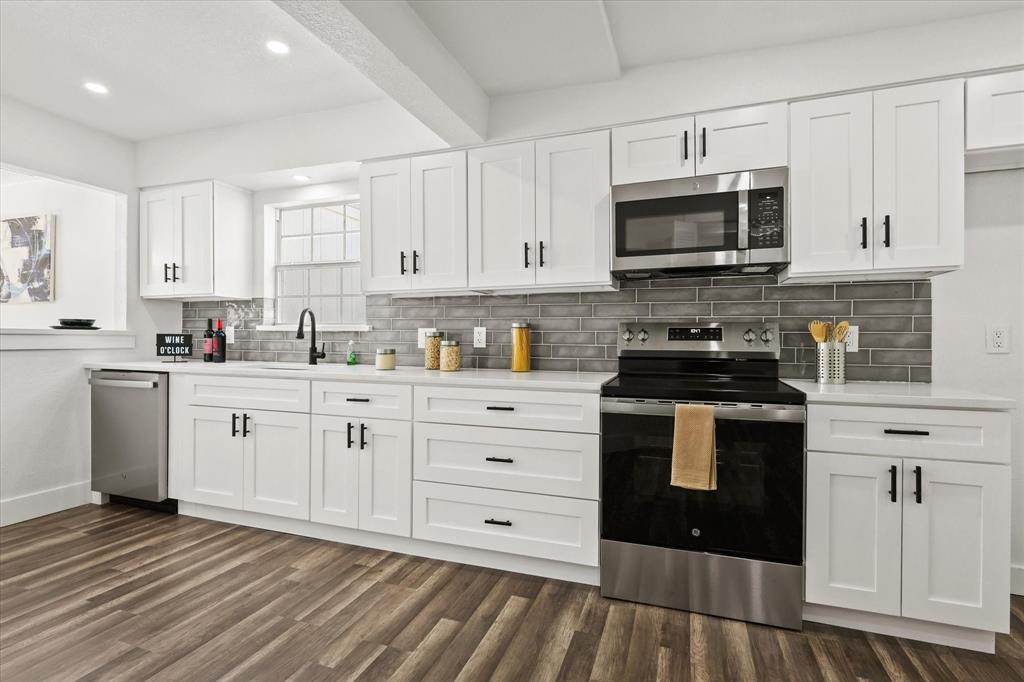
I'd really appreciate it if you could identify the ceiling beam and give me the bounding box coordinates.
[274,0,488,146]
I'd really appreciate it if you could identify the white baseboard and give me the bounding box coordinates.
[0,481,92,527]
[803,603,995,653]
[1013,564,1024,596]
[178,501,600,586]
[90,492,110,505]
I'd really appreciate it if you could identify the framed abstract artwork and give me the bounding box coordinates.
[0,214,56,304]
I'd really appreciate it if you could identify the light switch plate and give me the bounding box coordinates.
[474,327,486,348]
[844,326,859,353]
[417,327,437,349]
[986,325,1011,354]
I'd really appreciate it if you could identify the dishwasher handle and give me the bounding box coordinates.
[89,378,157,389]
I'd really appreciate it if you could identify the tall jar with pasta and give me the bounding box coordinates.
[511,322,531,372]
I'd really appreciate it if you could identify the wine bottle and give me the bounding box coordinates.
[203,318,214,362]
[213,319,227,363]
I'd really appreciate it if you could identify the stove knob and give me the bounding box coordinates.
[742,328,756,343]
[638,329,650,344]
[760,329,775,344]
[622,328,634,343]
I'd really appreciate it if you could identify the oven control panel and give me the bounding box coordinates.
[619,321,780,357]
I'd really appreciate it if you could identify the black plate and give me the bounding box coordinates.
[58,318,96,327]
[51,325,101,330]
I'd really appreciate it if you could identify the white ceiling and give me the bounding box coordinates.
[0,0,385,141]
[0,169,41,187]
[224,161,361,192]
[411,0,1022,95]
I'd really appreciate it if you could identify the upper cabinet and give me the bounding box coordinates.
[610,104,787,184]
[966,70,1024,150]
[786,80,964,282]
[140,181,252,299]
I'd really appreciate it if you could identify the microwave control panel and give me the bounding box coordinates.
[748,187,784,249]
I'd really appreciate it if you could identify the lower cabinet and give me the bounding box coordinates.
[806,451,1010,632]
[310,415,412,537]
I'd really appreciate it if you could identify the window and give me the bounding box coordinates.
[275,202,365,326]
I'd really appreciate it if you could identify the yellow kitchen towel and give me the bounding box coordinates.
[670,403,717,491]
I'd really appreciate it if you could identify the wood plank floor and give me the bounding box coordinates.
[1,504,1022,681]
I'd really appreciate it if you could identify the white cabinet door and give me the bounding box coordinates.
[535,131,611,286]
[873,80,964,271]
[358,418,412,537]
[696,104,787,176]
[139,188,176,297]
[411,151,467,290]
[361,159,412,292]
[805,452,902,615]
[177,405,244,509]
[966,70,1024,150]
[242,409,310,520]
[901,459,1011,633]
[611,116,694,184]
[468,142,536,288]
[789,93,874,275]
[172,181,214,297]
[310,415,359,529]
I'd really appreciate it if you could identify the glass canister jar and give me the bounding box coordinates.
[511,322,531,372]
[424,331,443,370]
[440,340,461,372]
[375,348,396,370]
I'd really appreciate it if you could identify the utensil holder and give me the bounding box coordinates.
[816,341,846,385]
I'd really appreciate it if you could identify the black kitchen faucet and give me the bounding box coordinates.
[296,308,327,365]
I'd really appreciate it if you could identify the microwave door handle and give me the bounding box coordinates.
[737,190,749,250]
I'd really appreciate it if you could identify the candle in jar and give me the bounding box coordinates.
[375,348,396,370]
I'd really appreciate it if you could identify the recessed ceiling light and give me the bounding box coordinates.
[266,40,290,55]
[83,81,109,95]
[293,174,310,182]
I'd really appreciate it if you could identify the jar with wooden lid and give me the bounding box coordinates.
[440,340,461,372]
[375,348,396,370]
[511,322,531,372]
[424,331,443,369]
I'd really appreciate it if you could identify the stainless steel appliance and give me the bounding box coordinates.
[90,370,169,502]
[600,322,806,629]
[612,168,787,279]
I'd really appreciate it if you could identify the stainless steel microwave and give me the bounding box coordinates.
[611,167,788,279]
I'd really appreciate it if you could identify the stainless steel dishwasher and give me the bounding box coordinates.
[90,370,169,502]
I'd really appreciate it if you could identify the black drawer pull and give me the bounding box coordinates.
[485,519,512,527]
[914,465,923,504]
[486,406,515,412]
[346,422,354,448]
[163,263,170,283]
[485,456,514,464]
[888,465,898,503]
[231,413,239,437]
[883,428,930,436]
[360,423,368,450]
[242,413,251,437]
[346,397,371,403]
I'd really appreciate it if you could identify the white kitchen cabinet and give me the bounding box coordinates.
[360,159,412,292]
[242,409,310,520]
[535,131,611,286]
[873,80,964,271]
[175,405,244,509]
[901,459,1010,632]
[310,415,359,529]
[805,451,902,615]
[468,141,536,289]
[966,70,1024,150]
[139,181,251,300]
[695,103,788,176]
[611,116,694,185]
[411,152,468,290]
[357,417,412,537]
[789,93,874,275]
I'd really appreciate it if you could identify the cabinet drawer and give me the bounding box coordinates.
[414,423,598,499]
[311,381,412,420]
[175,375,310,413]
[414,386,600,433]
[808,404,1010,464]
[412,481,598,566]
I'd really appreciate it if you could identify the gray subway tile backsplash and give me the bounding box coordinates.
[182,274,933,381]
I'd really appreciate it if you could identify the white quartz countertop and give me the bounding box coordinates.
[784,379,1016,411]
[83,360,615,393]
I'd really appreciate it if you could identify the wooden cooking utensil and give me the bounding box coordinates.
[808,319,829,343]
[833,320,850,343]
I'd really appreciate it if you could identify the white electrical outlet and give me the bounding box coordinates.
[417,327,437,349]
[473,326,487,348]
[225,326,235,344]
[986,325,1011,354]
[844,325,859,353]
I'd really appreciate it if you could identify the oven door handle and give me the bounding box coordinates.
[600,398,805,423]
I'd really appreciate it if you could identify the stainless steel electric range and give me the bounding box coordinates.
[600,321,806,630]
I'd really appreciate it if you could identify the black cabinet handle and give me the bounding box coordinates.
[888,465,898,503]
[486,406,515,412]
[701,127,707,158]
[242,413,251,437]
[345,397,371,403]
[884,428,930,436]
[524,242,530,268]
[360,423,367,450]
[484,519,512,527]
[539,241,545,268]
[860,217,868,249]
[172,263,180,282]
[914,465,923,504]
[231,413,239,437]
[412,250,419,274]
[883,215,891,248]
[485,456,514,464]
[400,251,407,275]
[683,130,688,161]
[346,421,354,448]
[163,263,170,283]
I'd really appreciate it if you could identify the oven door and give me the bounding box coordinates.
[601,399,804,565]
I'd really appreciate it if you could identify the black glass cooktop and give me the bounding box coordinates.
[602,374,806,405]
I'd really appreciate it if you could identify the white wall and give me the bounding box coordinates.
[0,177,119,329]
[933,169,1024,593]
